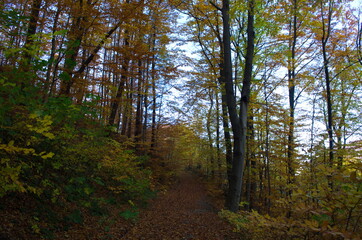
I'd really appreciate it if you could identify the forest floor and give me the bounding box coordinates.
[1,173,241,240]
[119,172,241,240]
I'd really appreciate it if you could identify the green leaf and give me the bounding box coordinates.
[84,187,94,195]
[120,209,139,221]
[54,29,67,36]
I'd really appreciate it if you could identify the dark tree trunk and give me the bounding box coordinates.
[109,34,130,127]
[126,76,134,138]
[21,0,42,89]
[221,0,242,211]
[263,85,271,214]
[23,0,42,65]
[59,11,84,96]
[219,88,233,185]
[44,6,61,101]
[321,1,334,166]
[135,60,144,144]
[224,0,255,212]
[246,113,257,211]
[151,56,157,150]
[287,0,298,203]
[142,79,149,144]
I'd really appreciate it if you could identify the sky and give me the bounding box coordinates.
[164,0,362,150]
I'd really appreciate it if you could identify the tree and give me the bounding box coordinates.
[319,0,335,167]
[221,0,255,212]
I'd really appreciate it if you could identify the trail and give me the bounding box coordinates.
[121,173,240,240]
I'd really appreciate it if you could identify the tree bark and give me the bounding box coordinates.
[207,88,215,176]
[321,0,334,166]
[44,6,61,101]
[135,60,144,144]
[224,0,255,212]
[287,0,298,202]
[59,8,85,96]
[151,55,157,150]
[216,93,222,175]
[221,0,242,212]
[246,113,256,211]
[108,33,130,127]
[23,0,42,66]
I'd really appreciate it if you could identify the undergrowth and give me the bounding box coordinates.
[0,79,157,239]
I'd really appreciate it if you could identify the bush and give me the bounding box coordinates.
[219,208,358,240]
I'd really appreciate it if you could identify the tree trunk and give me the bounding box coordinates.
[246,113,257,211]
[23,0,42,66]
[44,6,61,101]
[216,83,233,185]
[207,88,215,176]
[135,60,144,145]
[126,76,134,138]
[287,0,298,205]
[225,0,255,212]
[321,1,334,166]
[59,14,84,96]
[151,55,157,150]
[109,34,130,127]
[216,92,222,176]
[221,0,242,212]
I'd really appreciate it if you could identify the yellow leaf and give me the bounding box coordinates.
[44,132,55,139]
[41,152,55,159]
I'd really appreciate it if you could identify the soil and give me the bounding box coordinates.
[0,173,241,240]
[120,173,241,240]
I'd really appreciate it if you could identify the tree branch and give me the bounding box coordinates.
[209,0,222,11]
[75,21,121,75]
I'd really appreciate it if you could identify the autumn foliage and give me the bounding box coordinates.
[1,0,362,239]
[175,0,361,239]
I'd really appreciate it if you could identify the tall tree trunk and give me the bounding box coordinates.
[225,0,255,212]
[23,0,42,67]
[286,0,298,206]
[59,12,84,96]
[220,89,233,185]
[135,60,144,145]
[151,55,157,150]
[263,82,272,214]
[321,0,334,166]
[126,76,134,138]
[109,34,130,127]
[44,6,61,102]
[357,16,362,66]
[221,0,243,211]
[48,16,69,98]
[207,88,215,176]
[21,0,42,89]
[217,69,233,184]
[216,92,222,176]
[246,113,256,211]
[142,57,151,144]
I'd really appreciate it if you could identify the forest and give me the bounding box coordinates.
[0,0,361,239]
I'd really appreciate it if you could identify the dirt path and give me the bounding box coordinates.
[121,173,240,240]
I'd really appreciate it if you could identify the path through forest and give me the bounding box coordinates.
[121,173,241,240]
